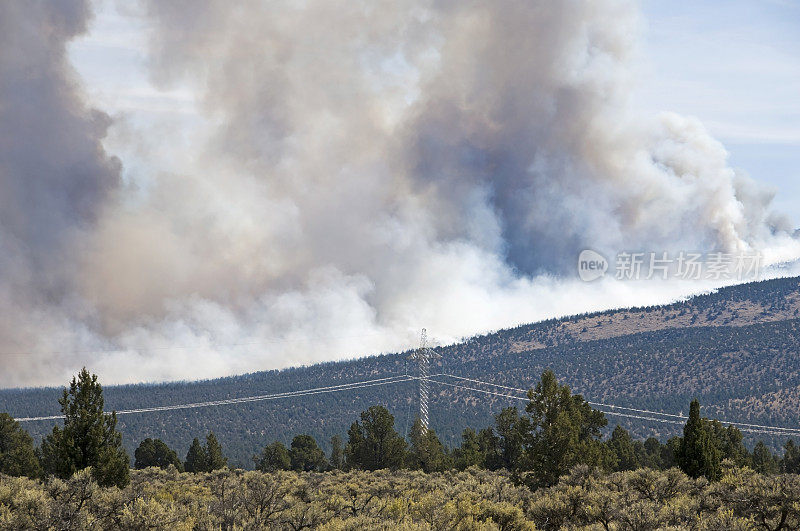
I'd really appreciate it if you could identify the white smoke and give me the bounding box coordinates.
[0,0,797,387]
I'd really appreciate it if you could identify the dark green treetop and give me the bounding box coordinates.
[39,368,129,487]
[255,441,291,472]
[408,418,450,472]
[134,438,183,471]
[0,413,41,478]
[345,405,407,470]
[290,434,327,472]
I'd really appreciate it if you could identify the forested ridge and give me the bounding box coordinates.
[2,276,800,468]
[4,366,800,529]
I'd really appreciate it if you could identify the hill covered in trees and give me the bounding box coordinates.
[4,366,800,529]
[2,276,800,467]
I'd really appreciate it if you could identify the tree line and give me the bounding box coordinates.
[1,368,800,490]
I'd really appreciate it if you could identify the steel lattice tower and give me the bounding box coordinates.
[409,328,439,431]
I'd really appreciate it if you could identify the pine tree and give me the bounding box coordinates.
[608,425,638,471]
[781,439,800,474]
[661,436,682,469]
[478,427,503,470]
[330,435,344,470]
[640,437,665,469]
[255,441,291,472]
[677,399,720,480]
[708,420,748,466]
[495,407,525,471]
[752,441,778,475]
[184,438,206,473]
[134,438,183,471]
[345,405,407,470]
[39,368,129,487]
[518,370,612,488]
[453,428,485,470]
[0,413,41,478]
[408,418,450,472]
[204,432,227,471]
[289,434,327,471]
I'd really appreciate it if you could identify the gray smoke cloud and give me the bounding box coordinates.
[0,0,121,384]
[0,0,797,387]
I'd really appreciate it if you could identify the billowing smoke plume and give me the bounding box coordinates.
[0,0,797,387]
[0,0,120,384]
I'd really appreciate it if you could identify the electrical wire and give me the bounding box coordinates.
[14,374,416,422]
[12,365,800,438]
[426,375,800,437]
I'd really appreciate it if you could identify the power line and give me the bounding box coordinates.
[440,374,687,419]
[426,375,800,437]
[15,374,417,422]
[11,357,800,438]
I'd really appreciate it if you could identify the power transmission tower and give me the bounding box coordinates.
[408,328,440,431]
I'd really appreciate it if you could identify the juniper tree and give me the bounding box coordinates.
[329,435,344,470]
[134,438,183,471]
[255,441,291,472]
[290,434,327,472]
[751,441,778,475]
[453,428,484,470]
[0,413,41,478]
[607,425,637,471]
[408,418,450,472]
[184,438,206,473]
[205,432,227,471]
[39,368,129,487]
[677,399,720,480]
[494,407,526,471]
[345,405,407,470]
[517,370,612,488]
[781,439,800,474]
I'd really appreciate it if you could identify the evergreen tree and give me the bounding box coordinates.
[709,421,748,466]
[661,436,682,469]
[329,435,344,470]
[640,437,665,470]
[205,432,227,471]
[517,370,612,488]
[408,418,450,472]
[134,438,183,471]
[494,407,526,471]
[39,368,129,487]
[345,405,407,470]
[751,441,778,475]
[607,425,638,471]
[289,434,327,472]
[478,427,503,470]
[453,428,484,470]
[677,399,720,480]
[254,441,291,472]
[184,438,206,473]
[781,439,800,474]
[0,413,41,478]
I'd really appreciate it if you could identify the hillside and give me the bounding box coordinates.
[2,276,800,467]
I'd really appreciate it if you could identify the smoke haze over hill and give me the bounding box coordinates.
[0,0,798,387]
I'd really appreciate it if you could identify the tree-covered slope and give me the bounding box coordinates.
[2,276,800,467]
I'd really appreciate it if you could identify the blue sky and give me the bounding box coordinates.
[635,0,800,223]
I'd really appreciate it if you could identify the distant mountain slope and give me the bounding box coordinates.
[2,276,800,467]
